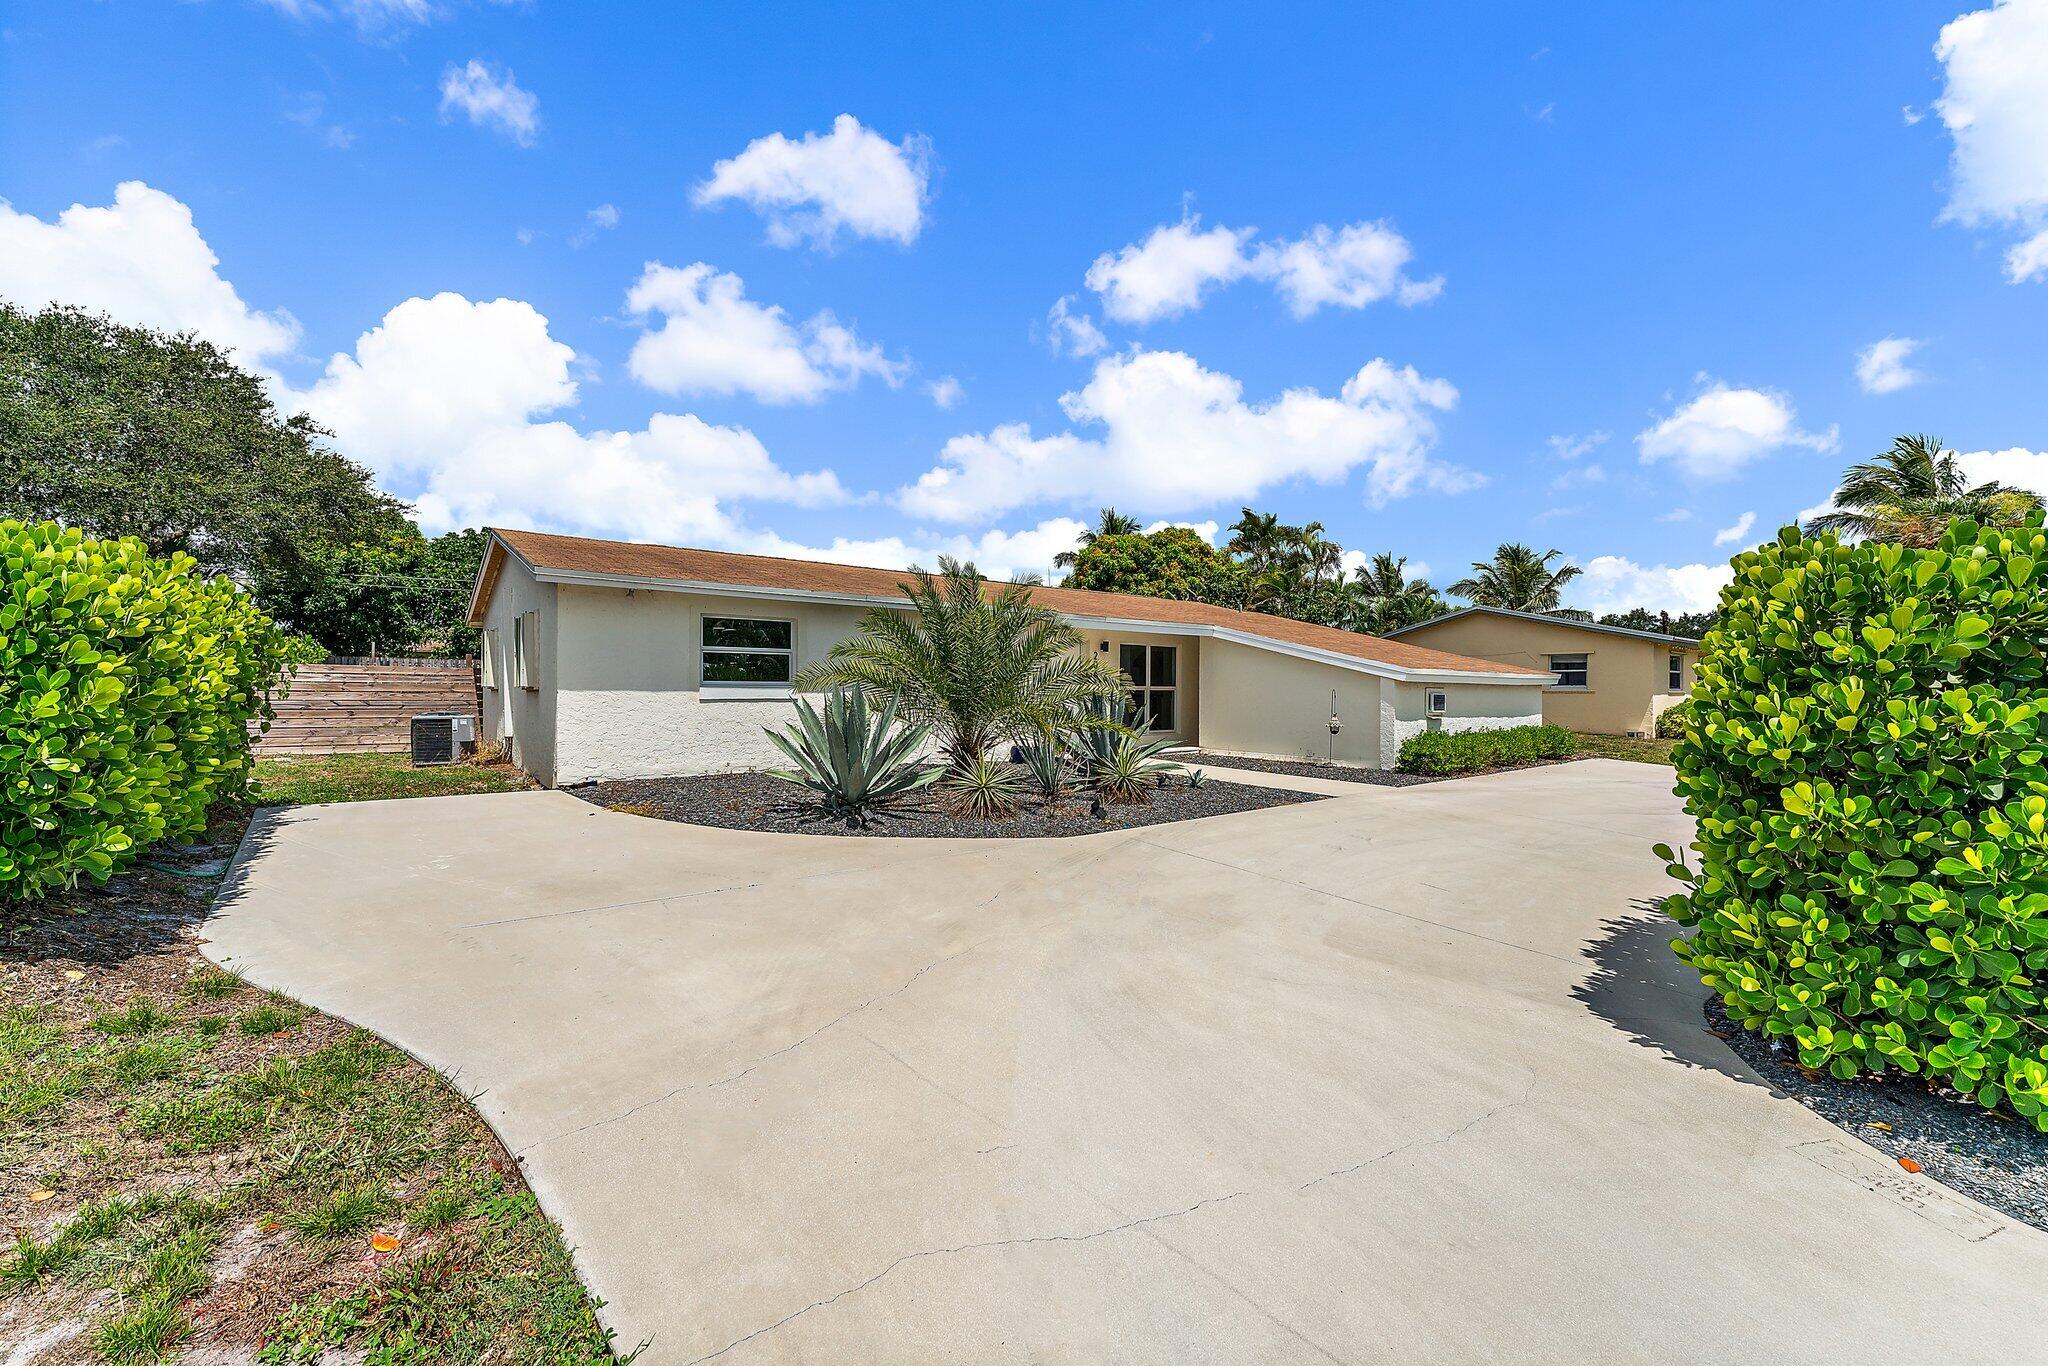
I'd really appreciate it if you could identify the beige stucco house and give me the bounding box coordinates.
[465,529,1555,787]
[1385,605,1702,736]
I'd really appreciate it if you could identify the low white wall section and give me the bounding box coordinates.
[1375,680,1546,768]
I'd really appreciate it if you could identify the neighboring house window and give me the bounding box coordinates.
[479,630,497,688]
[1426,688,1448,716]
[702,616,794,684]
[1119,643,1177,732]
[514,611,538,690]
[1548,653,1589,689]
[1669,653,1684,692]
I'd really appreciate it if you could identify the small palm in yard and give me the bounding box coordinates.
[797,557,1128,771]
[764,687,940,825]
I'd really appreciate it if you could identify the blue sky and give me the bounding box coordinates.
[3,1,2045,613]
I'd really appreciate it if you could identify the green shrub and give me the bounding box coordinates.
[1654,696,1697,739]
[1396,724,1574,775]
[0,521,290,899]
[1660,520,2048,1129]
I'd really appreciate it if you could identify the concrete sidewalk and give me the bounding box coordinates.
[206,761,2048,1363]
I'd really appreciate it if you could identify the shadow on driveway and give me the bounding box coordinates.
[1570,899,1782,1095]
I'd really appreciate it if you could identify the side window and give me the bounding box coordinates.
[515,611,538,690]
[1669,653,1684,691]
[1548,653,1589,689]
[479,629,498,688]
[701,617,794,685]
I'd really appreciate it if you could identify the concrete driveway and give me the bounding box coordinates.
[207,760,2047,1363]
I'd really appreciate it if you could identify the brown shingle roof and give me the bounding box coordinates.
[478,528,1549,680]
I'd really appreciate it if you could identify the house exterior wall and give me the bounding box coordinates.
[477,556,559,784]
[550,585,876,785]
[1196,638,1385,764]
[1393,614,1696,736]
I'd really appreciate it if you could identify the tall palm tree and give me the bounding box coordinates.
[1449,544,1581,612]
[1806,433,2040,546]
[1053,507,1145,568]
[797,557,1127,770]
[1297,523,1344,590]
[1225,508,1287,576]
[1348,552,1445,631]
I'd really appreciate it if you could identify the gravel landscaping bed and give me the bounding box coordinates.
[1178,751,1443,787]
[1709,997,2048,1232]
[568,768,1323,837]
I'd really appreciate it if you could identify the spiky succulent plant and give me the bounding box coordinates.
[763,687,938,825]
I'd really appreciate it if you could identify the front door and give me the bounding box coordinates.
[1118,643,1178,734]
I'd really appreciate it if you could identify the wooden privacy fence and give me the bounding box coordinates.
[257,658,480,757]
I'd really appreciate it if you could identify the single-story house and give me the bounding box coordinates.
[465,529,1556,787]
[1384,605,1702,736]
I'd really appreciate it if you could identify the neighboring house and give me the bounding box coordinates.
[1385,606,1701,736]
[465,529,1554,787]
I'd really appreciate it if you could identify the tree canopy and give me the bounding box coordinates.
[0,304,403,582]
[1448,544,1581,612]
[1805,433,2041,547]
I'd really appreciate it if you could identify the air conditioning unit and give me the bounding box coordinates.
[1425,688,1448,717]
[410,712,477,767]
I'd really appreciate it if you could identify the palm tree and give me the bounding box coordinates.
[796,557,1127,771]
[1806,433,2040,547]
[1449,544,1581,612]
[1347,552,1445,632]
[1053,508,1144,568]
[1225,508,1287,576]
[1297,523,1344,590]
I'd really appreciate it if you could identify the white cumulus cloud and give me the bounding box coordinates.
[439,60,539,147]
[1046,294,1107,357]
[1571,556,1734,617]
[1957,445,2048,496]
[1637,378,1838,479]
[694,114,931,249]
[744,517,1090,584]
[624,262,905,404]
[926,376,964,410]
[1081,214,1440,324]
[1855,336,1926,393]
[1933,0,2048,280]
[282,292,850,542]
[897,349,1475,523]
[1712,511,1758,546]
[0,181,301,369]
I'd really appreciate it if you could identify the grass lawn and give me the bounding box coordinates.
[0,758,626,1363]
[253,752,534,806]
[1569,732,1676,765]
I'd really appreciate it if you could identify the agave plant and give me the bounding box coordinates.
[943,754,1024,819]
[1085,732,1184,804]
[763,687,938,825]
[1016,735,1070,805]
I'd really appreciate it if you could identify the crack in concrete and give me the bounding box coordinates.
[685,1190,1253,1364]
[1298,1075,1538,1193]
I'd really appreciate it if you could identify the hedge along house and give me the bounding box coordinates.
[1384,605,1702,737]
[465,529,1555,788]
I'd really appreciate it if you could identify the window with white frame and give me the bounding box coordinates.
[479,629,498,688]
[1669,653,1684,692]
[701,616,794,685]
[1548,653,1589,689]
[1426,688,1448,716]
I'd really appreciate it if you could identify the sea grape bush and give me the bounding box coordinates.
[1,521,291,900]
[1396,723,1573,776]
[1659,519,2048,1128]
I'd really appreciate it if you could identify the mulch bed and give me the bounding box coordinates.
[1178,751,1442,787]
[567,768,1323,838]
[1708,997,2048,1232]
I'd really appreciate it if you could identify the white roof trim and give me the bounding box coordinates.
[487,550,1550,687]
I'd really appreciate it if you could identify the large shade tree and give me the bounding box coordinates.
[1449,544,1581,612]
[1804,433,2041,547]
[0,304,403,582]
